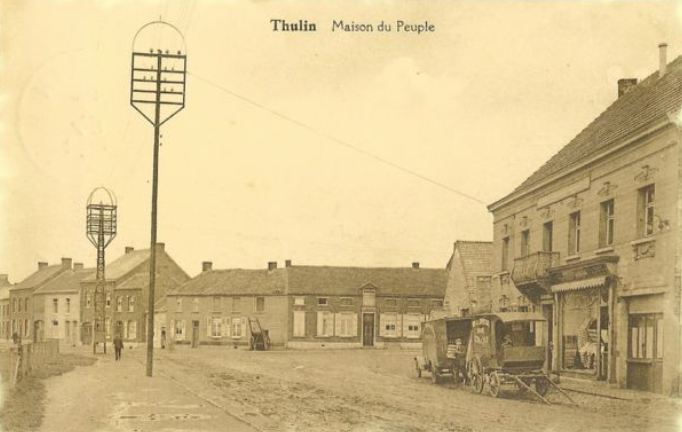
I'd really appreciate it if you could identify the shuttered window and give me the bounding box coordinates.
[293,310,306,337]
[316,311,334,337]
[334,313,357,337]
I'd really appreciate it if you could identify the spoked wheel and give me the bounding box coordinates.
[535,377,549,396]
[489,372,501,398]
[469,357,484,393]
[472,373,484,393]
[414,358,422,378]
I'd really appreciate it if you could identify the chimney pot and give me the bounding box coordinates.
[285,259,292,268]
[125,246,135,254]
[412,262,420,269]
[617,78,638,98]
[61,257,72,269]
[155,242,165,251]
[73,263,84,271]
[659,42,668,77]
[38,262,48,270]
[202,261,213,272]
[268,261,277,271]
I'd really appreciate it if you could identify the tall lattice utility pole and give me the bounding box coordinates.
[130,20,187,377]
[86,187,117,355]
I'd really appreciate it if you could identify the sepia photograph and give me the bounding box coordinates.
[1,0,682,431]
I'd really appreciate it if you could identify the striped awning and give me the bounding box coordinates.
[551,276,606,293]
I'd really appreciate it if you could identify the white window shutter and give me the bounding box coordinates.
[241,318,247,337]
[317,311,324,336]
[351,313,358,336]
[206,317,211,336]
[402,314,410,337]
[221,318,228,337]
[170,320,175,337]
[334,313,342,336]
[379,314,385,337]
[181,320,186,340]
[397,314,403,337]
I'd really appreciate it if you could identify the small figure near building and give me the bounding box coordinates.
[113,334,123,361]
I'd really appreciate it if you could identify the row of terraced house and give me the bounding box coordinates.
[1,244,447,350]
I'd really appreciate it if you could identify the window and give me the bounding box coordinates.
[381,313,398,337]
[213,296,221,311]
[128,320,137,339]
[52,298,58,313]
[638,185,656,237]
[105,292,111,308]
[128,296,135,312]
[543,221,553,252]
[317,297,328,306]
[231,317,245,338]
[24,298,28,312]
[176,298,183,312]
[232,297,240,311]
[520,229,530,257]
[255,297,265,312]
[384,298,397,307]
[600,200,615,247]
[210,317,222,337]
[340,297,353,306]
[174,320,185,340]
[86,292,91,309]
[501,237,510,271]
[293,310,306,337]
[294,297,305,306]
[12,299,16,313]
[629,313,663,360]
[403,313,422,338]
[362,290,376,307]
[193,297,200,312]
[568,211,581,255]
[116,296,122,312]
[105,318,111,337]
[316,311,334,337]
[334,313,357,337]
[65,298,71,314]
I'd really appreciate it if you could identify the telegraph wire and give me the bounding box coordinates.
[188,71,489,206]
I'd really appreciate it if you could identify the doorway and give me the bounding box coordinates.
[362,313,374,347]
[191,320,200,348]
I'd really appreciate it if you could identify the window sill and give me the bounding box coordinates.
[594,246,615,255]
[630,237,655,246]
[565,255,581,262]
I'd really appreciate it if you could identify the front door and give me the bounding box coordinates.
[627,313,663,393]
[192,320,200,348]
[363,313,374,347]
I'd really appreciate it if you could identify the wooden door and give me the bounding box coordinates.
[362,313,374,347]
[192,320,200,348]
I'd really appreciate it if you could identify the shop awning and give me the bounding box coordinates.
[551,276,606,293]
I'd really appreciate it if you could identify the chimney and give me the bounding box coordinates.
[268,261,277,271]
[202,261,213,272]
[412,262,420,269]
[0,274,8,285]
[617,78,638,98]
[73,263,84,271]
[38,262,48,270]
[155,242,165,252]
[659,42,668,77]
[285,259,292,268]
[125,246,135,254]
[61,257,72,270]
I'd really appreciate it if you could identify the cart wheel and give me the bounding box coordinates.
[489,372,501,398]
[535,377,549,396]
[431,368,440,384]
[414,359,422,378]
[472,373,484,393]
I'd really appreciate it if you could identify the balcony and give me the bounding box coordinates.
[511,252,560,298]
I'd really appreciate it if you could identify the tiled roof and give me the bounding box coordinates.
[83,250,149,282]
[116,273,149,290]
[172,265,447,298]
[454,241,494,287]
[169,269,288,296]
[12,265,65,291]
[286,266,447,297]
[511,56,682,196]
[34,268,95,295]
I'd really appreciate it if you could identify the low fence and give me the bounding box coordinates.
[8,339,60,387]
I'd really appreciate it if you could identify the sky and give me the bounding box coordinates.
[1,0,681,281]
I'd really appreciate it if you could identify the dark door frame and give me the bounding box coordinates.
[362,313,375,347]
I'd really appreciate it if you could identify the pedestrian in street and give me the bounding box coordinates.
[113,335,123,361]
[161,329,166,349]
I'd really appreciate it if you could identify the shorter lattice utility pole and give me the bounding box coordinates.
[130,20,187,377]
[86,187,117,354]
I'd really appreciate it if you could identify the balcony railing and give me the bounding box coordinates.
[511,251,560,287]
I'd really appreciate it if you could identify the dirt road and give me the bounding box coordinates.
[152,346,681,432]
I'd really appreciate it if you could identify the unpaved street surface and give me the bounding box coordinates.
[153,346,681,432]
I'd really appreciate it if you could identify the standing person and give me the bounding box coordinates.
[113,334,123,361]
[161,329,166,349]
